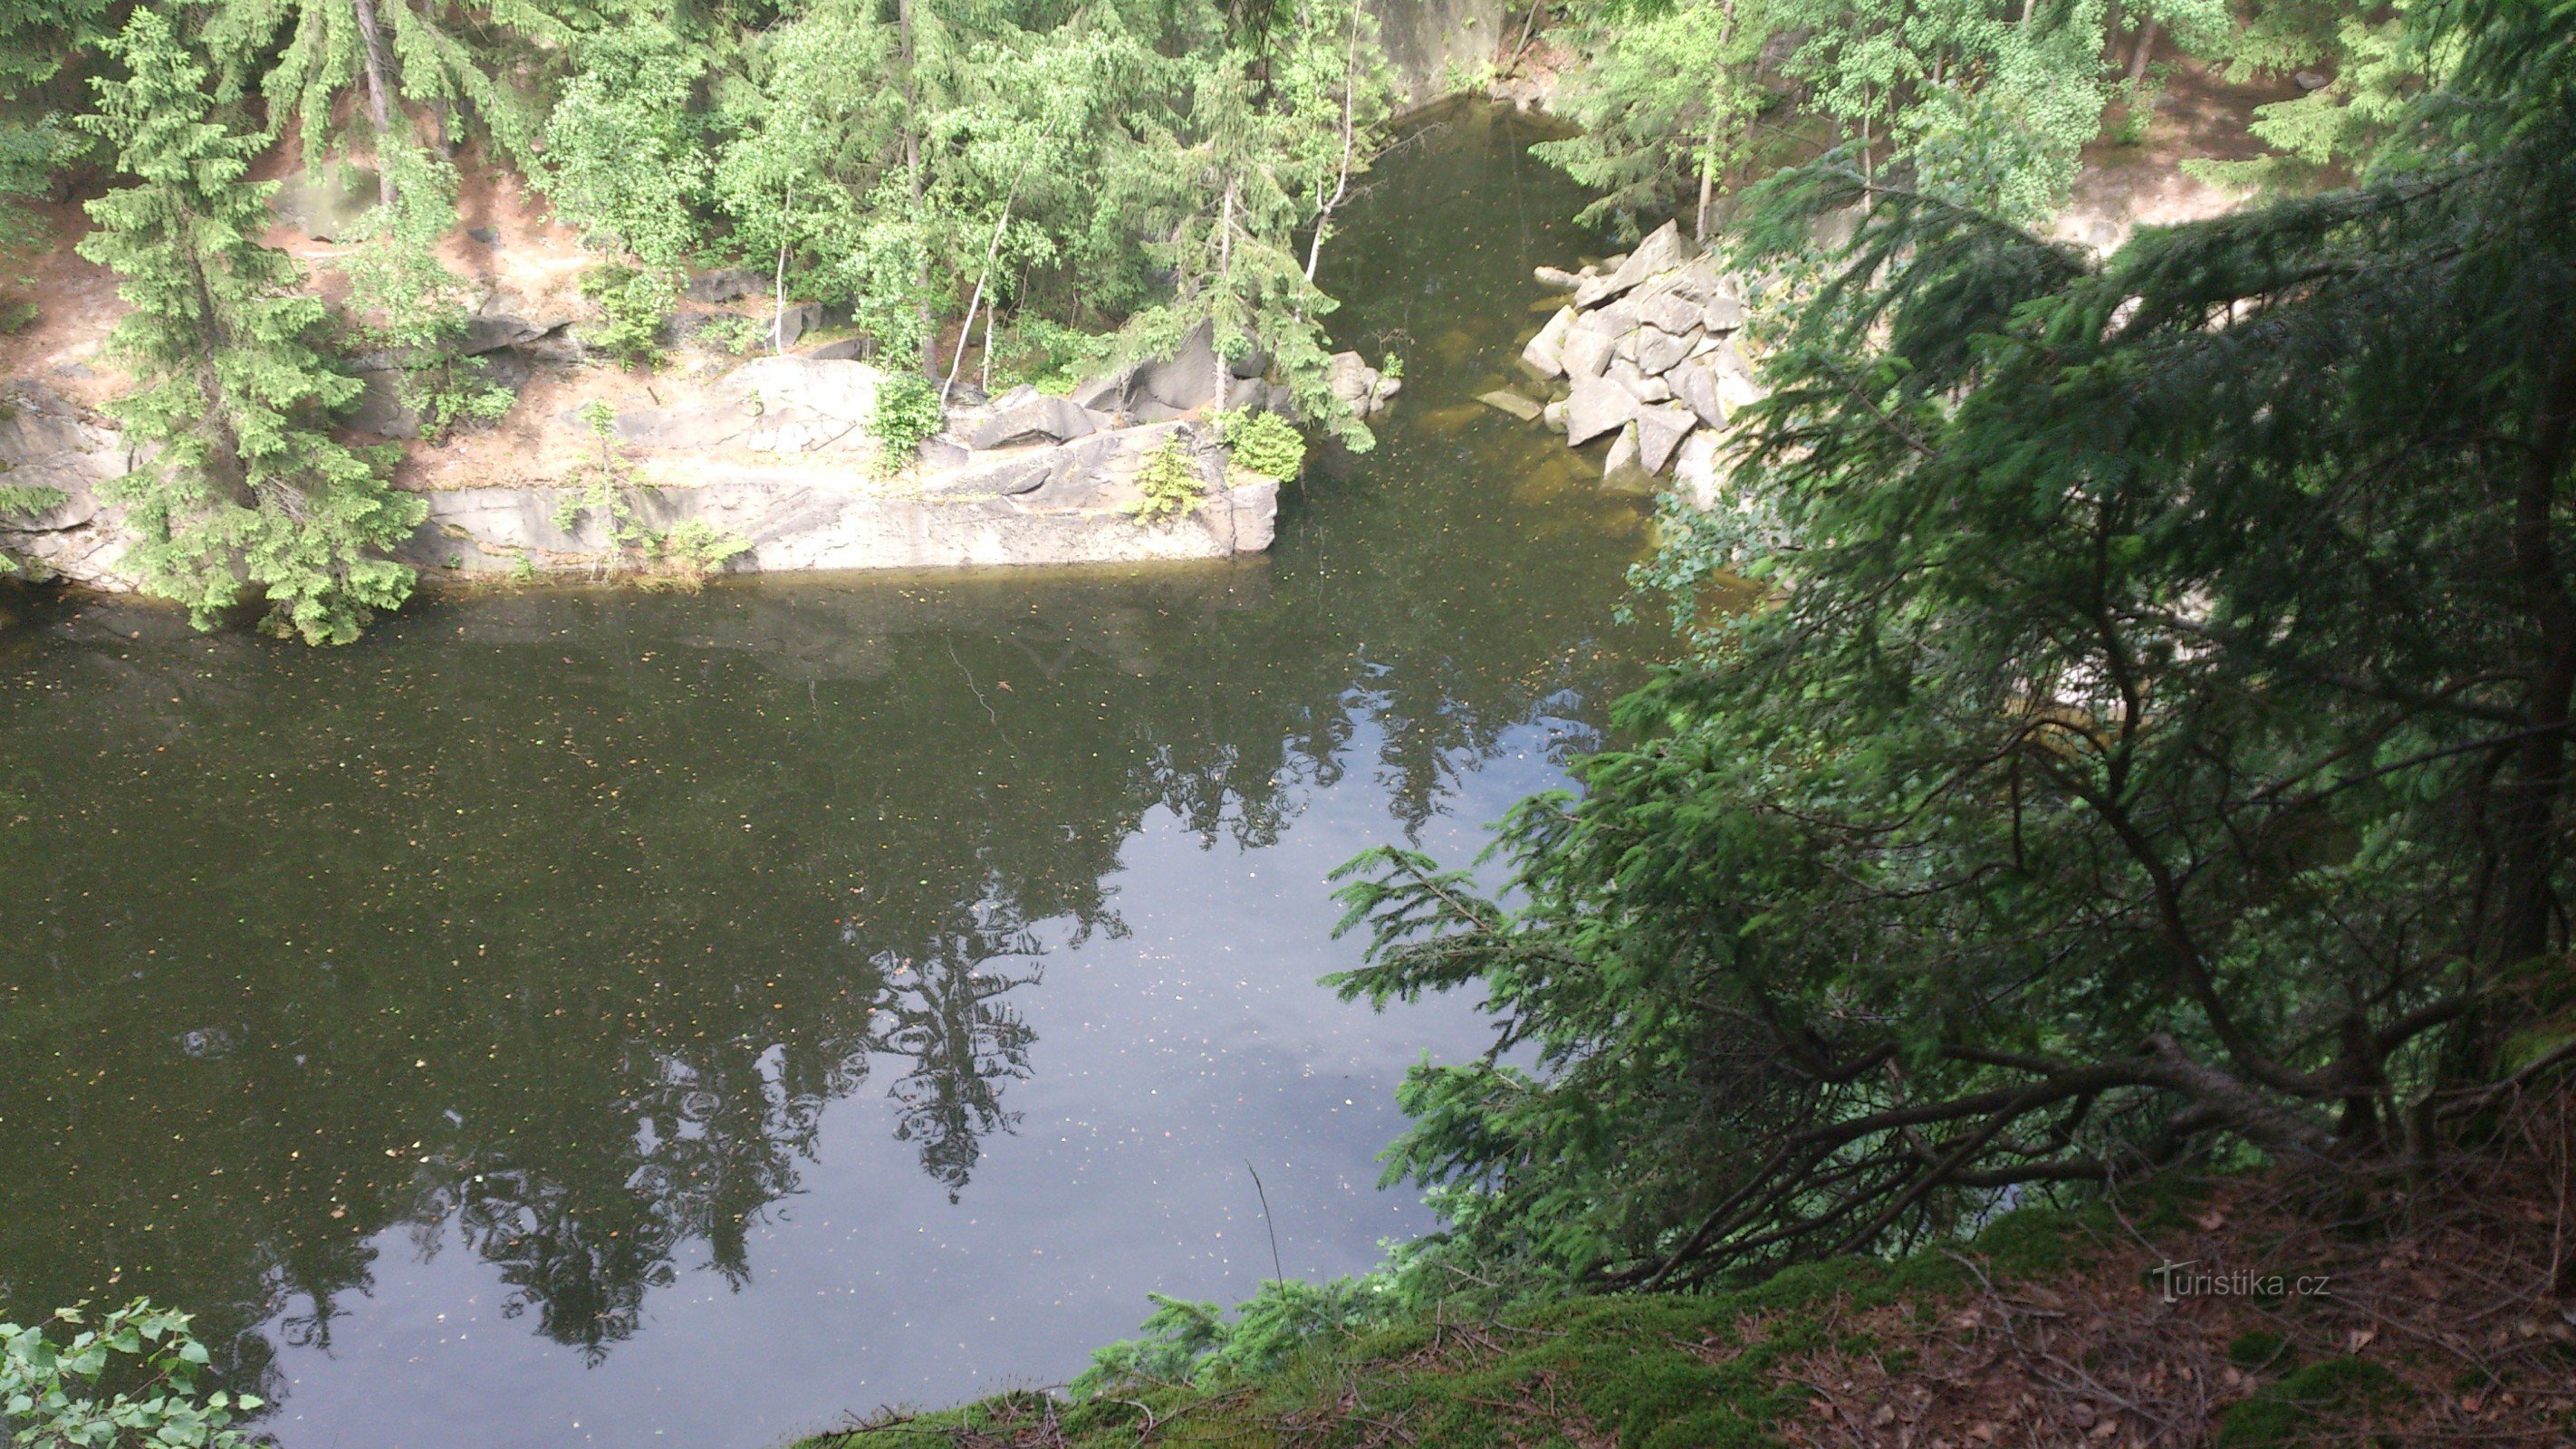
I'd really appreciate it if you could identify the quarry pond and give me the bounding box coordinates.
[0,104,1654,1448]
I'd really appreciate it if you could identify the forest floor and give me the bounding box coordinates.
[800,1096,2576,1449]
[2052,58,2306,254]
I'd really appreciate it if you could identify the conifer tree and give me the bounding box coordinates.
[77,9,425,645]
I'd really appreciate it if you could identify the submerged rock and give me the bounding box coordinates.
[1601,422,1658,493]
[1476,389,1543,422]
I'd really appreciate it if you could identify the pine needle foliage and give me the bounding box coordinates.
[75,10,424,645]
[1331,0,2576,1292]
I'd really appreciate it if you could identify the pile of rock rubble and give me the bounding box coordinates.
[1494,219,1766,504]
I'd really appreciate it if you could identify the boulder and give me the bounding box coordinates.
[802,337,869,361]
[1226,343,1271,380]
[1563,374,1639,446]
[1476,389,1543,422]
[1601,423,1657,493]
[968,393,1101,449]
[1542,398,1569,434]
[1711,341,1765,410]
[2294,70,2329,91]
[1136,321,1225,412]
[1636,403,1697,474]
[1560,329,1615,380]
[1521,306,1575,379]
[686,267,765,303]
[1326,350,1396,418]
[1636,325,1697,376]
[463,313,546,355]
[1670,358,1730,429]
[1811,204,1865,253]
[1633,285,1704,338]
[1674,430,1724,509]
[1574,295,1643,336]
[1573,220,1690,308]
[1068,368,1136,414]
[1701,293,1747,333]
[1719,370,1767,413]
[1533,264,1582,292]
[766,301,825,350]
[1606,358,1671,404]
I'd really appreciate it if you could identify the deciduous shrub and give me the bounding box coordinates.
[0,1299,263,1449]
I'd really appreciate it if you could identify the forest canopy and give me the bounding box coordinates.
[1329,0,2576,1298]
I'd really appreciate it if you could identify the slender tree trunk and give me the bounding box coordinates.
[1858,83,1873,204]
[2103,0,2123,62]
[2129,16,2159,82]
[1506,0,1545,73]
[1304,3,1363,284]
[898,0,936,375]
[351,0,397,208]
[2498,342,2576,970]
[1693,1,1739,246]
[1696,117,1723,244]
[773,180,792,358]
[942,193,1015,406]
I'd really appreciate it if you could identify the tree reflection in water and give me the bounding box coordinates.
[0,102,1645,1412]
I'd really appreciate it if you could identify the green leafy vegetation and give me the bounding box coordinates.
[868,369,946,475]
[73,9,422,645]
[1327,0,2576,1305]
[1126,437,1206,524]
[577,263,678,369]
[1,1299,264,1449]
[1533,0,2233,231]
[552,400,749,589]
[1214,408,1306,480]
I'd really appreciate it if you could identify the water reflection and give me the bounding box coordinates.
[0,101,1643,1438]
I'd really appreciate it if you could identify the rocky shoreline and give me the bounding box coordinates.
[0,317,1410,590]
[1486,218,1769,505]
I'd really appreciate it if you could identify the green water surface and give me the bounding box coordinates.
[0,102,1646,1449]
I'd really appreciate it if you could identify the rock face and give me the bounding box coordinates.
[1510,226,1768,499]
[404,417,1276,574]
[5,358,1289,593]
[0,383,140,589]
[1367,0,1508,111]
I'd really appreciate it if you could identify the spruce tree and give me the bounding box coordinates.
[76,9,425,645]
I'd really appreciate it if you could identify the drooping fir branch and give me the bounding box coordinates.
[76,9,424,645]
